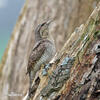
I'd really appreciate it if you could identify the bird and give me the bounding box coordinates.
[26,20,56,96]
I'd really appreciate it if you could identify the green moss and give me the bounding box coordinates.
[95,18,100,25]
[74,17,97,63]
[93,30,100,39]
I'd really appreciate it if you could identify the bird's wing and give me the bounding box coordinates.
[27,40,47,74]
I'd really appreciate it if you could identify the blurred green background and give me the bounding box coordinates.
[0,0,25,61]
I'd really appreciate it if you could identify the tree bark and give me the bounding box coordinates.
[23,2,100,100]
[0,0,99,100]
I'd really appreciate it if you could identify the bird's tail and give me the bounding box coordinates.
[26,72,28,75]
[26,66,30,75]
[26,70,29,75]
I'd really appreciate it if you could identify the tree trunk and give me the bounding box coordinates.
[0,0,99,100]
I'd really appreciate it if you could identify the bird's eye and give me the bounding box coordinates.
[41,22,46,27]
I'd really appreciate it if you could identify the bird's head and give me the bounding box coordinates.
[35,20,53,42]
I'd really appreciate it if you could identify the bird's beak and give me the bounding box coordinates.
[46,19,53,26]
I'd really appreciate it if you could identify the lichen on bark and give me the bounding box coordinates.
[0,1,100,100]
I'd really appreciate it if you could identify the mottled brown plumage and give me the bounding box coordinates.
[27,20,56,96]
[27,39,54,74]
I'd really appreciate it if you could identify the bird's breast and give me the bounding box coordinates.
[35,42,56,68]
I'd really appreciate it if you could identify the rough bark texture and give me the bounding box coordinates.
[0,0,100,100]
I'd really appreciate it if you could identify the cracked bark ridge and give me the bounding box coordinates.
[41,57,75,97]
[0,1,100,100]
[24,3,100,100]
[72,40,100,100]
[40,3,100,100]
